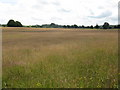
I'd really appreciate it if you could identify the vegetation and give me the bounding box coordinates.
[2,27,118,88]
[7,19,23,27]
[0,19,119,29]
[95,24,100,29]
[29,23,119,29]
[103,22,110,29]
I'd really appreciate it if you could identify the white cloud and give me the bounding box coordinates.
[0,0,119,25]
[88,10,112,18]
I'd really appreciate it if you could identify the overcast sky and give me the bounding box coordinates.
[0,0,119,25]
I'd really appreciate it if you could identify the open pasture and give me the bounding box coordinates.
[2,27,118,88]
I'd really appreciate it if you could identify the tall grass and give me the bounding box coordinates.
[2,28,118,88]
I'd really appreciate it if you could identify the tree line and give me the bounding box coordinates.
[0,19,120,29]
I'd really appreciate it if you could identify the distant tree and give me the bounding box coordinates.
[66,25,70,28]
[73,24,78,28]
[103,22,109,29]
[0,24,7,27]
[49,23,58,28]
[78,26,82,28]
[86,26,90,28]
[118,24,120,28]
[114,25,117,29]
[70,25,73,28]
[7,19,17,27]
[16,21,23,27]
[90,25,93,29]
[82,25,84,28]
[50,23,56,26]
[94,24,99,29]
[63,25,67,28]
[7,19,23,27]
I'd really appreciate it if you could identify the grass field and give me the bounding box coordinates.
[2,27,118,88]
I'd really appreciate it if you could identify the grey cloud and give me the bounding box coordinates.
[89,9,94,15]
[58,8,71,13]
[32,5,42,9]
[110,17,118,21]
[51,1,60,6]
[40,1,49,5]
[0,19,6,24]
[50,17,62,21]
[32,17,43,21]
[32,0,48,9]
[36,0,49,5]
[33,0,60,9]
[98,6,104,9]
[0,0,17,5]
[36,0,60,6]
[88,11,112,19]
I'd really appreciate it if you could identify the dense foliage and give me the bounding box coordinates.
[7,19,23,27]
[0,20,119,29]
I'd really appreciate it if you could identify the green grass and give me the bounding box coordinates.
[2,28,118,88]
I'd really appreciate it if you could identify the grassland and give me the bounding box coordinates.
[2,27,118,88]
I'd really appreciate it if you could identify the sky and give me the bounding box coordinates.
[0,0,119,26]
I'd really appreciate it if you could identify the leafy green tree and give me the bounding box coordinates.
[7,19,23,27]
[66,25,70,28]
[95,24,99,29]
[63,25,67,28]
[16,21,23,27]
[50,23,56,26]
[118,24,120,28]
[103,22,109,29]
[82,25,84,28]
[73,24,78,28]
[1,24,7,27]
[7,19,17,27]
[90,25,93,29]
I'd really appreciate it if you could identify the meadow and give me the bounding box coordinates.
[2,27,118,88]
